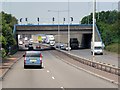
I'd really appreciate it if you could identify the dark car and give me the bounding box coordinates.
[36,44,41,49]
[23,51,43,68]
[28,43,33,50]
[25,44,29,47]
[70,38,79,49]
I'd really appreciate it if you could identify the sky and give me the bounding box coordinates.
[1,0,119,24]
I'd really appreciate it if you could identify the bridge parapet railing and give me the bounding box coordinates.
[16,25,92,31]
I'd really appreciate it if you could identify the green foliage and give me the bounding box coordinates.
[0,35,7,48]
[81,10,119,53]
[105,43,120,54]
[1,11,18,56]
[1,48,6,58]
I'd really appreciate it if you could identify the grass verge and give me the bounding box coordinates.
[105,43,120,54]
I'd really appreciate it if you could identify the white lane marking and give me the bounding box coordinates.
[60,87,65,90]
[52,76,55,79]
[59,58,118,85]
[60,87,64,88]
[47,70,50,73]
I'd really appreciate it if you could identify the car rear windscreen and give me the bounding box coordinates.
[26,53,40,57]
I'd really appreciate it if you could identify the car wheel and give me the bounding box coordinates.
[39,65,42,69]
[91,51,93,55]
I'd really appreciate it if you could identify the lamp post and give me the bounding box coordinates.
[20,18,22,25]
[48,10,68,44]
[25,18,28,25]
[63,17,65,24]
[37,17,40,25]
[68,0,70,52]
[52,17,55,24]
[92,0,96,58]
[70,17,73,24]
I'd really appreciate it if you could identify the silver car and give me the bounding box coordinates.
[23,51,43,68]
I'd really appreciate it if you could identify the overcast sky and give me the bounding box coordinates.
[1,0,119,24]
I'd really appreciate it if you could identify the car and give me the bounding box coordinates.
[19,41,23,45]
[66,46,71,51]
[25,43,29,47]
[29,39,33,43]
[55,43,64,48]
[70,38,79,49]
[23,51,43,68]
[36,44,41,49]
[24,37,28,41]
[28,43,33,50]
[55,43,67,50]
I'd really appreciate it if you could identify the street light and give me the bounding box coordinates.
[70,17,73,24]
[48,10,68,44]
[68,0,70,52]
[92,0,96,58]
[37,17,40,25]
[63,17,65,24]
[25,18,28,25]
[20,18,22,25]
[52,17,55,24]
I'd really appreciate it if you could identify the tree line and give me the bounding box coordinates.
[0,11,18,58]
[81,10,120,53]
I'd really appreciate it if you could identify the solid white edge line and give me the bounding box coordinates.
[60,59,118,85]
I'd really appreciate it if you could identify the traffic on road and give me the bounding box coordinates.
[1,1,119,89]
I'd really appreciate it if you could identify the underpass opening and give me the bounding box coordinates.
[17,34,56,51]
[81,33,92,49]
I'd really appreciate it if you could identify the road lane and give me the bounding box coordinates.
[67,49,118,67]
[2,50,118,88]
[2,53,61,88]
[42,51,117,88]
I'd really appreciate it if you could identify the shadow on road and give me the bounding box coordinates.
[24,66,44,69]
[19,47,55,51]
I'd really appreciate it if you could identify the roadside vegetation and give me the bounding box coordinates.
[0,11,18,58]
[81,10,120,54]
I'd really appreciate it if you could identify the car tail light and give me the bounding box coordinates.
[40,53,42,60]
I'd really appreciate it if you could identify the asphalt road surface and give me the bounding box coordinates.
[18,41,118,67]
[2,51,117,88]
[65,49,118,67]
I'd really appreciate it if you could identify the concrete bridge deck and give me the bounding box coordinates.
[14,24,102,48]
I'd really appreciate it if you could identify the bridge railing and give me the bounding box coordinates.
[95,24,102,42]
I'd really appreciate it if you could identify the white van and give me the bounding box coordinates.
[91,42,104,55]
[45,35,55,46]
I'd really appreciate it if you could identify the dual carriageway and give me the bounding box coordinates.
[0,24,119,89]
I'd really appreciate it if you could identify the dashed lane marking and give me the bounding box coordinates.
[52,76,55,80]
[61,87,65,90]
[47,70,50,73]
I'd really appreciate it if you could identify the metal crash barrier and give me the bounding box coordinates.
[56,49,120,76]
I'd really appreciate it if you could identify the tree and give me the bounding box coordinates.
[1,11,18,55]
[81,10,119,46]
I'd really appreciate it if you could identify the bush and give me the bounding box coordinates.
[1,48,6,58]
[105,43,120,54]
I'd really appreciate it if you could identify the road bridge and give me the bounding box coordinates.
[13,24,102,48]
